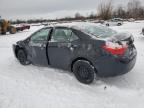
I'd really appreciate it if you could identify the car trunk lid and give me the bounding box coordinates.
[107,33,134,45]
[104,33,136,63]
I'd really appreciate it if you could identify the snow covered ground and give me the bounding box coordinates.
[0,21,144,108]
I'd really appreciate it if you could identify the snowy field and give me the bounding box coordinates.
[0,21,144,108]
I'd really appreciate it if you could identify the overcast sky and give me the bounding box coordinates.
[0,0,144,20]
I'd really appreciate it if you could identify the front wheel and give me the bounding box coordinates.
[73,60,96,84]
[17,49,30,65]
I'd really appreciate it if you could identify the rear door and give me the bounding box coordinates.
[28,27,52,66]
[47,27,79,69]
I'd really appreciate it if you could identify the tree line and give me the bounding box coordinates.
[11,0,144,24]
[98,0,144,20]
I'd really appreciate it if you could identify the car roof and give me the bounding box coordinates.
[45,22,101,29]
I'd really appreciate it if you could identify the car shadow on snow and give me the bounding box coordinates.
[8,58,139,91]
[33,64,138,90]
[136,36,144,41]
[98,68,138,90]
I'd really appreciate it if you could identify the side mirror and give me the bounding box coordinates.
[25,37,31,43]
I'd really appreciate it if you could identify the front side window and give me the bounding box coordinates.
[70,32,79,41]
[30,28,51,43]
[51,28,78,42]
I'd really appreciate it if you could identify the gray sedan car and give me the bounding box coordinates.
[13,22,137,84]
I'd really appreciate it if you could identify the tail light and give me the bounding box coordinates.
[102,42,128,56]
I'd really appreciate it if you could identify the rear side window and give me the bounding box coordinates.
[76,24,117,38]
[51,28,79,42]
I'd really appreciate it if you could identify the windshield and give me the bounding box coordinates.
[74,23,117,38]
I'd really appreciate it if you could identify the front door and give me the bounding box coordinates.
[28,27,51,66]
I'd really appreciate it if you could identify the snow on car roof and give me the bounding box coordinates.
[46,22,102,29]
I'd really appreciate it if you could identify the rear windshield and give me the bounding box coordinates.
[74,23,117,38]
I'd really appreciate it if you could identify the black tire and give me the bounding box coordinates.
[1,32,6,35]
[17,49,30,65]
[117,23,121,26]
[73,60,95,84]
[9,26,16,34]
[142,29,144,35]
[28,26,30,29]
[21,28,23,31]
[106,24,109,26]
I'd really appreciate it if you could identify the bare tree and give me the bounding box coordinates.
[89,12,96,19]
[98,0,113,20]
[112,0,144,19]
[75,12,82,18]
[127,0,141,19]
[113,5,126,18]
[138,6,144,18]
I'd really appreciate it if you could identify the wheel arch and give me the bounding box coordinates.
[117,23,122,26]
[71,57,97,73]
[15,45,25,58]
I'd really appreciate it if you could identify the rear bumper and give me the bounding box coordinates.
[94,54,137,77]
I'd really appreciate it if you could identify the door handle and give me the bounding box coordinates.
[58,43,70,48]
[71,44,78,48]
[40,43,46,50]
[42,44,46,48]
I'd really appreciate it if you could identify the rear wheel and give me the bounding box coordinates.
[17,49,30,65]
[142,29,144,35]
[27,26,30,29]
[106,24,109,26]
[1,31,6,35]
[9,26,16,34]
[73,60,96,84]
[117,23,122,26]
[21,28,23,31]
